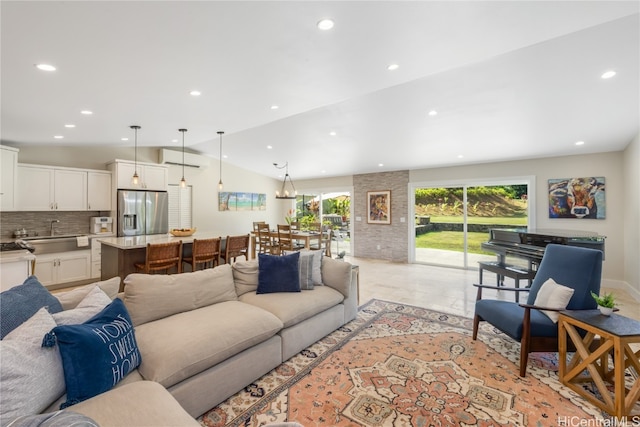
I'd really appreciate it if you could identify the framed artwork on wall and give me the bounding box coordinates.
[367,190,391,224]
[548,177,605,219]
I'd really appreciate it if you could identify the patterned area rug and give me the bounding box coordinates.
[198,299,619,426]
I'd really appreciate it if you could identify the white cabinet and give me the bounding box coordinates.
[34,250,91,287]
[88,171,112,211]
[111,161,168,191]
[0,145,19,211]
[17,165,87,211]
[0,256,33,291]
[90,237,102,278]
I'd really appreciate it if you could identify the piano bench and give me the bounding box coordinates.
[477,261,536,303]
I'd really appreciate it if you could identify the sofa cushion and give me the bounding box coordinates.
[320,257,352,298]
[6,411,98,427]
[70,381,200,427]
[55,277,121,310]
[258,252,300,294]
[232,260,259,296]
[43,299,141,408]
[0,276,63,339]
[239,286,344,328]
[123,264,238,326]
[133,301,283,388]
[52,286,112,326]
[0,308,65,426]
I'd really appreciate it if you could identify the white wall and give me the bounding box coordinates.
[623,134,640,298]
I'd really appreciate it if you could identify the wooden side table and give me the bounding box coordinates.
[558,310,640,419]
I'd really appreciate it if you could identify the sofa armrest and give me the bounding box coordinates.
[321,257,352,299]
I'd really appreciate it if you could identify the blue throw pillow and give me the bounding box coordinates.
[0,276,63,339]
[42,299,141,408]
[257,252,301,294]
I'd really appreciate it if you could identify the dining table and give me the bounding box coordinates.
[250,229,322,258]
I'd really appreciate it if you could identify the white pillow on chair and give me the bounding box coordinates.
[533,278,575,323]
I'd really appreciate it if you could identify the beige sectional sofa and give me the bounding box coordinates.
[2,254,356,426]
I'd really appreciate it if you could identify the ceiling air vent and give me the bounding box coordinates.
[159,149,210,168]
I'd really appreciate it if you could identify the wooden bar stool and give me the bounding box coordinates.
[221,234,250,264]
[182,237,221,272]
[135,241,183,274]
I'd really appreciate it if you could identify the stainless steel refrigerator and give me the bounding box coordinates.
[117,190,169,236]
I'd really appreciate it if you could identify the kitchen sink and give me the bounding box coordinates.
[20,234,90,254]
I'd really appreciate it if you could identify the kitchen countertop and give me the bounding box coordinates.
[0,250,36,263]
[98,232,225,250]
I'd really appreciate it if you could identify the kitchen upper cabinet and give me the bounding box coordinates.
[88,171,112,211]
[0,145,19,211]
[110,160,168,191]
[17,165,87,211]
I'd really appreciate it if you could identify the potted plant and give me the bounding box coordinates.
[591,291,616,315]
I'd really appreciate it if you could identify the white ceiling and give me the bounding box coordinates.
[1,1,638,180]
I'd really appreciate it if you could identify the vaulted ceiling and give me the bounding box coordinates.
[2,1,638,180]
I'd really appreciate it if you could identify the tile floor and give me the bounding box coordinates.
[346,255,640,321]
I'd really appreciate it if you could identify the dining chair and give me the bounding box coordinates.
[182,237,221,272]
[307,222,323,250]
[276,224,301,253]
[221,234,250,264]
[134,241,183,274]
[472,244,603,377]
[256,223,277,255]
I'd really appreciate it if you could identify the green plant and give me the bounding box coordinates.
[591,291,616,308]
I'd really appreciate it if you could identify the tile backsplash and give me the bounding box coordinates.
[0,211,110,240]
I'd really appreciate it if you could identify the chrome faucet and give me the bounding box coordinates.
[50,219,60,236]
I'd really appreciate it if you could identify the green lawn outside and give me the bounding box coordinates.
[415,231,494,255]
[424,216,528,225]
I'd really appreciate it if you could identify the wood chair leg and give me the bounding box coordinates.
[519,307,532,377]
[472,315,481,340]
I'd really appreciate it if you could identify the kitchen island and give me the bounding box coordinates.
[98,233,227,290]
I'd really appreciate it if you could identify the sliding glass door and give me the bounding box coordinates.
[296,191,352,257]
[413,180,531,269]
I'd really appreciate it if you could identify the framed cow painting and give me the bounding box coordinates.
[548,177,605,219]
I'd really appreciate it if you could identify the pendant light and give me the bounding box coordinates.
[179,128,187,188]
[217,131,224,191]
[274,161,297,199]
[130,125,141,186]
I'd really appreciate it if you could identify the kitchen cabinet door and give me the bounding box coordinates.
[17,165,55,210]
[0,146,18,211]
[54,169,87,210]
[88,171,112,210]
[34,251,91,286]
[141,165,168,191]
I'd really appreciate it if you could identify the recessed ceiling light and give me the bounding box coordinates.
[317,19,334,30]
[267,145,273,149]
[36,64,56,71]
[189,90,201,96]
[171,139,178,143]
[378,163,384,167]
[575,140,585,146]
[64,124,76,128]
[270,105,279,110]
[428,110,438,116]
[223,155,228,159]
[54,135,64,139]
[387,64,399,71]
[121,137,129,141]
[329,131,337,136]
[321,170,326,173]
[80,110,93,115]
[457,154,464,159]
[601,70,616,79]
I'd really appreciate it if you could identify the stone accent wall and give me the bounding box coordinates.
[353,171,409,262]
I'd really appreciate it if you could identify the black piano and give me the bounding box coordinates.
[482,228,605,264]
[479,228,605,301]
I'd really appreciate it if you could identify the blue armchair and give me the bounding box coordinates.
[472,244,603,376]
